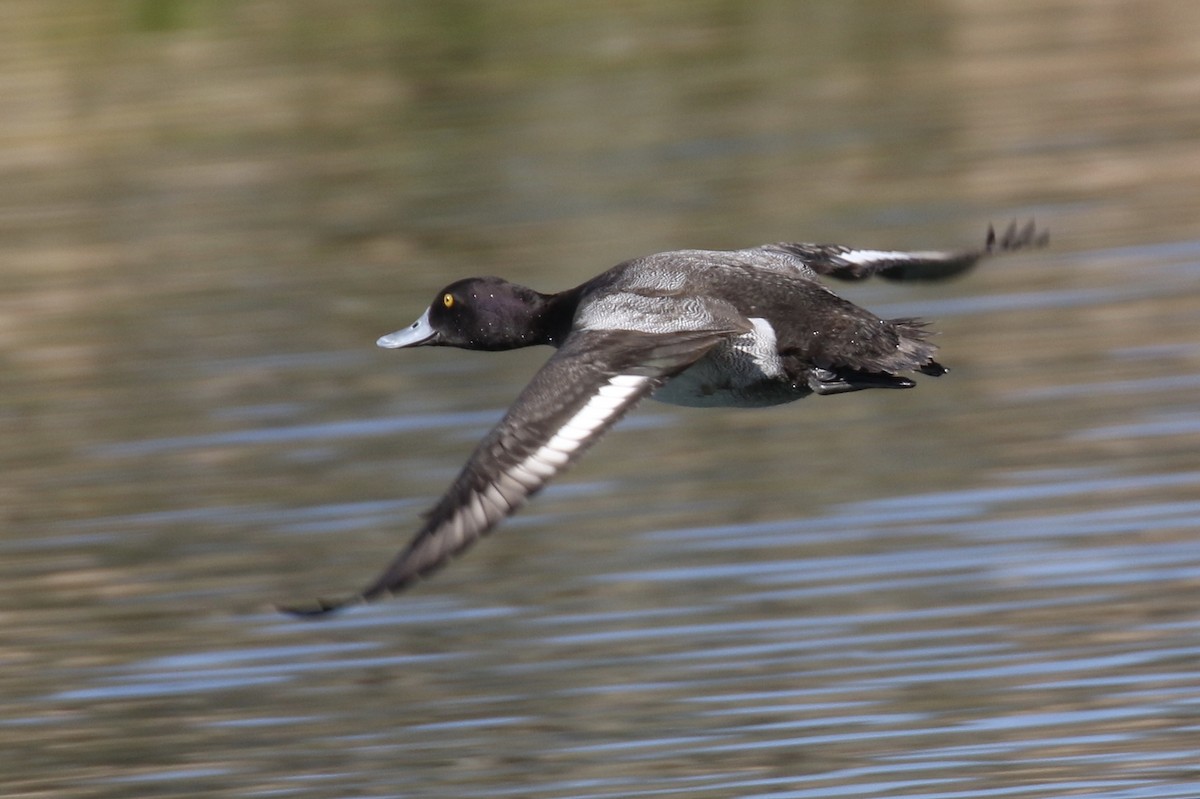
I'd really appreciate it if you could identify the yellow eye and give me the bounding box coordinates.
[442,293,455,309]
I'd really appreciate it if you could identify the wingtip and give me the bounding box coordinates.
[276,593,364,619]
[984,219,1048,254]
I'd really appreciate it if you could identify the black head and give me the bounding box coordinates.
[378,277,559,352]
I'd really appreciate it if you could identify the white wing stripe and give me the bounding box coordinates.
[555,424,593,442]
[546,433,584,453]
[587,392,627,409]
[508,462,544,487]
[464,492,489,528]
[519,458,558,479]
[532,447,570,468]
[445,513,465,549]
[837,248,948,266]
[482,490,506,517]
[609,374,648,389]
[524,372,651,485]
[442,373,654,550]
[494,473,527,504]
[482,484,513,513]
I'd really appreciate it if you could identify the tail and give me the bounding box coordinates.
[892,318,946,376]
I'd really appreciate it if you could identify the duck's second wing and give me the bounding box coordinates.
[753,220,1048,282]
[281,327,734,616]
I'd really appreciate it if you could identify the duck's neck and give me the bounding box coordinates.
[464,284,582,351]
[529,288,582,348]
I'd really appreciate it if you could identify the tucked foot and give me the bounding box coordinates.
[807,367,917,395]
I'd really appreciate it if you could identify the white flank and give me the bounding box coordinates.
[738,317,783,377]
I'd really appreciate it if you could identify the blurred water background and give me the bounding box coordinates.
[4,1,1200,797]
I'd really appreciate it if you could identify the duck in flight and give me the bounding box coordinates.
[283,222,1046,616]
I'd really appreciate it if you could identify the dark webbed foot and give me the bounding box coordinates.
[918,360,947,377]
[807,367,917,395]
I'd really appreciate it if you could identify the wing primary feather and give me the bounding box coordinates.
[756,220,1046,282]
[281,328,731,617]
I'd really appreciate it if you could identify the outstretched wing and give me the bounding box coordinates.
[282,328,732,616]
[752,220,1048,282]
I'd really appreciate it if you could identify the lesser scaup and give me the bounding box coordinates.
[285,221,1046,615]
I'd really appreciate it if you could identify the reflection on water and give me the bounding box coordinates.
[4,1,1200,797]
